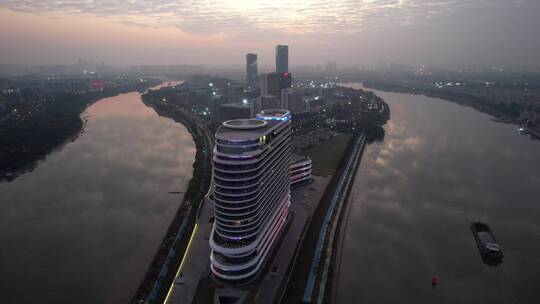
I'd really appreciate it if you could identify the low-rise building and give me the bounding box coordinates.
[291,155,312,186]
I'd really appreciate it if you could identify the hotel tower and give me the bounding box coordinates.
[209,109,292,281]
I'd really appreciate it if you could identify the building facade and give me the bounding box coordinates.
[259,95,280,110]
[210,109,292,281]
[282,89,310,114]
[227,85,244,103]
[290,156,312,187]
[275,45,289,74]
[217,103,252,122]
[279,72,292,91]
[260,73,281,97]
[246,53,258,88]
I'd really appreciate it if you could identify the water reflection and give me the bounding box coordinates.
[0,85,195,304]
[337,84,540,303]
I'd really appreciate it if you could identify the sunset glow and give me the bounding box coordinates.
[0,0,539,67]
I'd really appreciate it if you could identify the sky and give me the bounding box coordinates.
[0,0,539,68]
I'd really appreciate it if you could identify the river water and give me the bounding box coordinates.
[336,83,540,303]
[0,83,195,304]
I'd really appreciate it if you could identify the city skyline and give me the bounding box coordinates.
[1,1,540,69]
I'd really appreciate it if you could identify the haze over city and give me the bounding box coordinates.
[2,1,540,304]
[1,0,540,68]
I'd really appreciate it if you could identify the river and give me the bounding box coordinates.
[336,83,540,303]
[0,83,195,304]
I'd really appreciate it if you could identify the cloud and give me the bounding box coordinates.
[0,0,529,35]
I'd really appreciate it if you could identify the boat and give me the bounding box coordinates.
[517,126,529,134]
[471,222,504,264]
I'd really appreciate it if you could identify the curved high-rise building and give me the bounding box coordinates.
[209,109,292,281]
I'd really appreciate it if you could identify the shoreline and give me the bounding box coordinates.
[0,81,159,183]
[363,82,540,140]
[362,82,524,125]
[130,87,213,304]
[281,134,367,303]
[0,116,84,183]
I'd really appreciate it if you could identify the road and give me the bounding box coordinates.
[162,122,214,304]
[163,197,214,304]
[255,176,330,304]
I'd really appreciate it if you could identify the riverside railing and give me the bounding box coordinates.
[302,133,366,303]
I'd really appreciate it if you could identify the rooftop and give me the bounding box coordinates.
[222,119,267,130]
[216,109,290,141]
[219,102,250,109]
[256,109,291,121]
[217,118,281,141]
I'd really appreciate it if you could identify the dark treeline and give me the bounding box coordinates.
[0,80,159,180]
[292,87,390,143]
[363,80,534,121]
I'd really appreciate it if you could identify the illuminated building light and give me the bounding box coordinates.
[209,111,291,281]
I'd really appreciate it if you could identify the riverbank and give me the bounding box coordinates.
[131,89,213,304]
[281,133,367,303]
[0,84,198,304]
[363,81,519,120]
[363,80,540,139]
[0,79,160,183]
[332,83,540,303]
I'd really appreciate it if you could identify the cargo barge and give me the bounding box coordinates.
[471,222,504,265]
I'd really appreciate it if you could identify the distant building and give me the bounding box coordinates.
[210,109,292,281]
[216,97,267,122]
[227,85,244,103]
[259,95,280,110]
[260,73,281,97]
[217,102,252,122]
[251,98,262,115]
[246,53,258,88]
[261,72,291,101]
[276,45,289,74]
[279,72,292,91]
[326,61,337,72]
[0,99,6,113]
[282,89,309,114]
[280,88,292,109]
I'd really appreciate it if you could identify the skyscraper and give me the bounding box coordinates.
[210,109,292,281]
[260,73,281,97]
[246,53,258,88]
[275,45,288,74]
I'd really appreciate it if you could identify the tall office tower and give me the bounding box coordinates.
[210,109,292,281]
[275,45,289,74]
[260,73,281,97]
[246,53,258,87]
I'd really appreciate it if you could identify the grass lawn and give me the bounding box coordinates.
[299,133,352,177]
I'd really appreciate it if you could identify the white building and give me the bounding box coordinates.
[210,109,292,281]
